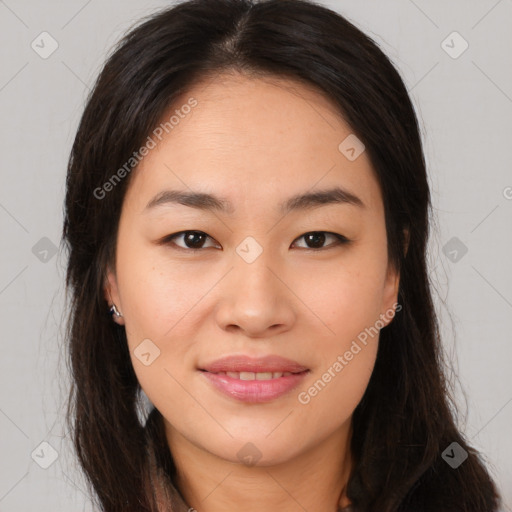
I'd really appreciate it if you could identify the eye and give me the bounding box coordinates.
[162,230,219,251]
[159,230,350,252]
[291,231,350,250]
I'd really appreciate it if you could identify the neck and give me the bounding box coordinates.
[164,419,354,512]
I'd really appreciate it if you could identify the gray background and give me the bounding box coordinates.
[0,0,511,509]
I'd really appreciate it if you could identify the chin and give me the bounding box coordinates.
[199,430,305,467]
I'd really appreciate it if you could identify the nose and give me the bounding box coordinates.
[214,251,297,338]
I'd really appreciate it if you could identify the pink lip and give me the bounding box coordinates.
[199,354,308,374]
[198,354,310,403]
[201,371,309,403]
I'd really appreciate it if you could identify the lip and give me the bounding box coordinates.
[198,354,310,403]
[200,371,309,403]
[199,354,309,374]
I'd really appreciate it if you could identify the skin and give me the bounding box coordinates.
[105,72,401,512]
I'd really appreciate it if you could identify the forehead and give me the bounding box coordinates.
[167,72,353,157]
[122,72,383,217]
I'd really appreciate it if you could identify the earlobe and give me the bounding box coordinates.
[381,262,401,327]
[379,227,407,327]
[103,266,125,325]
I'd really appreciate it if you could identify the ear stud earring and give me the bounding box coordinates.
[109,303,123,318]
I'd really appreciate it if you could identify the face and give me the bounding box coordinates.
[105,73,400,466]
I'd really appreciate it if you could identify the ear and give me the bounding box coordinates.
[103,264,125,325]
[381,261,400,326]
[380,227,408,326]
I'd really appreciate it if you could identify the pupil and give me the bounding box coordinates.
[307,232,325,248]
[186,231,204,248]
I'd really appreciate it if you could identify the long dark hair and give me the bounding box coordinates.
[61,0,502,510]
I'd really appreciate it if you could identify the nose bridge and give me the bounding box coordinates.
[234,238,281,306]
[215,239,295,335]
[235,245,276,294]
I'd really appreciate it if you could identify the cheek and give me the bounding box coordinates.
[298,343,378,435]
[122,265,198,420]
[297,308,379,430]
[116,248,205,408]
[117,243,205,341]
[294,253,387,340]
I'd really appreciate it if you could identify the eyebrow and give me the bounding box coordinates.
[144,186,365,215]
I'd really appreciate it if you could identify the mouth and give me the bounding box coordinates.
[198,355,310,403]
[199,370,307,380]
[199,354,309,374]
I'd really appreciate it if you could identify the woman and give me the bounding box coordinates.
[62,0,502,510]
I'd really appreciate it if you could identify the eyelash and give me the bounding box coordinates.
[159,230,351,252]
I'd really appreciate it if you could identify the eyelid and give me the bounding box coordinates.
[157,230,219,251]
[158,230,351,252]
[291,232,350,250]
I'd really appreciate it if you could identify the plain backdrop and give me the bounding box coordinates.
[0,0,511,510]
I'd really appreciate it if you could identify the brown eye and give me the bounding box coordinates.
[160,230,350,252]
[163,231,219,251]
[292,231,350,250]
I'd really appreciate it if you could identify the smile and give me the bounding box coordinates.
[200,369,310,403]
